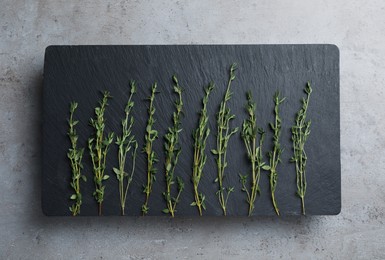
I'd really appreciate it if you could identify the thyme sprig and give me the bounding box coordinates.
[240,92,265,216]
[113,81,138,216]
[212,63,239,216]
[264,91,286,216]
[88,91,114,216]
[291,82,312,215]
[163,76,185,217]
[191,82,214,216]
[142,83,159,216]
[67,102,86,216]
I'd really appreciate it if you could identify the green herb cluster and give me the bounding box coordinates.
[142,83,159,215]
[191,83,214,216]
[162,76,185,217]
[67,102,86,216]
[265,91,286,216]
[212,63,239,216]
[291,82,312,215]
[240,92,266,216]
[113,81,138,216]
[88,91,114,216]
[64,64,316,217]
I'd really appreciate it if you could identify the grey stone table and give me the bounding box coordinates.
[1,0,384,259]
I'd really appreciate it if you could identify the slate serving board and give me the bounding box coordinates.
[42,45,340,216]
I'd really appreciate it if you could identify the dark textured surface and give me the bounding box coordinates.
[42,45,340,216]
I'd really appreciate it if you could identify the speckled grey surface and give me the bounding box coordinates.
[43,45,340,216]
[1,0,385,259]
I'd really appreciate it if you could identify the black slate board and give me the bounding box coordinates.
[42,45,340,216]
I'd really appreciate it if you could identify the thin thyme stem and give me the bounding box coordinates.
[114,81,138,216]
[291,82,312,215]
[88,91,114,216]
[142,83,159,216]
[212,63,238,216]
[123,143,137,214]
[240,92,265,216]
[267,91,286,216]
[191,82,214,216]
[163,75,185,217]
[67,102,86,216]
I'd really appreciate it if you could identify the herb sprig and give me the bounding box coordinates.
[265,91,285,216]
[88,91,114,216]
[240,92,265,216]
[113,81,138,216]
[291,82,312,215]
[212,63,239,216]
[67,102,86,216]
[191,83,214,216]
[142,83,159,215]
[162,76,185,217]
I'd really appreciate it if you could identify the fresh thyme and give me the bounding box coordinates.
[113,81,138,216]
[264,91,286,216]
[142,83,159,216]
[67,102,86,216]
[162,76,185,217]
[291,82,312,215]
[191,82,214,216]
[88,91,114,216]
[212,63,239,216]
[239,92,265,216]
